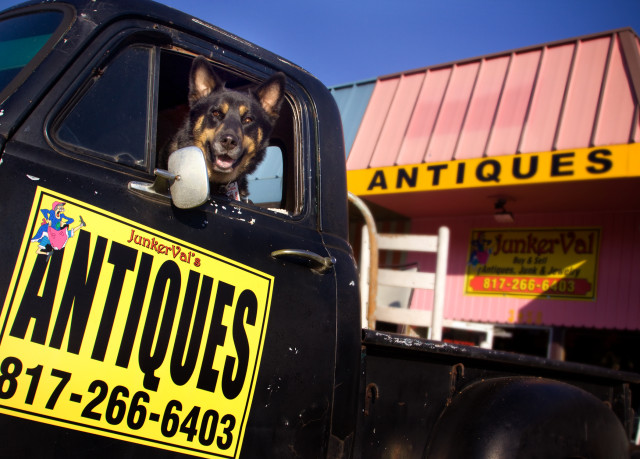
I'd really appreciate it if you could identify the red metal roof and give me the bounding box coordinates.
[346,28,640,171]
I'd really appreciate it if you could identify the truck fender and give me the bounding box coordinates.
[424,376,628,459]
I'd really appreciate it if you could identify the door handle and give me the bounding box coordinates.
[271,249,336,274]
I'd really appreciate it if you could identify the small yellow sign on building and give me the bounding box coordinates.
[464,228,600,300]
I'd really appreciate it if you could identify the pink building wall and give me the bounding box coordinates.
[406,210,640,330]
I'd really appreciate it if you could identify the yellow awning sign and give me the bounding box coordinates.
[348,144,640,195]
[0,187,274,458]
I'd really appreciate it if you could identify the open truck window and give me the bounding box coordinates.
[156,49,290,210]
[53,44,296,213]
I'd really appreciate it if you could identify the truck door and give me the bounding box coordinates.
[0,14,337,458]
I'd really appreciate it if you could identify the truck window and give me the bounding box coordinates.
[0,11,63,96]
[57,46,151,169]
[247,145,284,206]
[53,44,293,211]
[156,49,290,209]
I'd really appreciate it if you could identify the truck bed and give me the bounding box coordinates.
[354,329,639,458]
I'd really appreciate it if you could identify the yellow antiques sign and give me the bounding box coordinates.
[348,144,640,196]
[0,187,274,458]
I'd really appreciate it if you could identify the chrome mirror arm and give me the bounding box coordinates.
[128,168,176,204]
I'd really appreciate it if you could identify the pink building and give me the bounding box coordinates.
[338,29,640,369]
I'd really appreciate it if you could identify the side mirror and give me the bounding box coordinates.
[128,146,210,209]
[168,146,210,208]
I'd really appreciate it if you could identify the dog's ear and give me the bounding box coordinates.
[254,72,286,119]
[188,56,224,106]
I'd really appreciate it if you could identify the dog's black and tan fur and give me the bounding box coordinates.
[163,56,285,199]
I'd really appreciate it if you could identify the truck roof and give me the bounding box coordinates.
[2,0,311,79]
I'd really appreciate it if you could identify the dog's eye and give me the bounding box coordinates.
[211,110,223,119]
[242,116,253,125]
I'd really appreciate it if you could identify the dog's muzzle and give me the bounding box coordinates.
[209,134,242,172]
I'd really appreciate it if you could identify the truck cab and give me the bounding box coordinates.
[0,1,360,456]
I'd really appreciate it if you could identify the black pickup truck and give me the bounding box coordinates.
[0,1,638,458]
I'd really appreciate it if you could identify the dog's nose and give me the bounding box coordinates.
[220,134,238,151]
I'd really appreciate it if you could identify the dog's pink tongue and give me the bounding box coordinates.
[216,155,234,170]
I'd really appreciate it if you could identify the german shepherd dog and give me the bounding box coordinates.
[163,56,285,200]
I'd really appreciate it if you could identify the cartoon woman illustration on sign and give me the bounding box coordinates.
[468,231,492,267]
[30,201,86,255]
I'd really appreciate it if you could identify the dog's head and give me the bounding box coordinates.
[186,56,285,186]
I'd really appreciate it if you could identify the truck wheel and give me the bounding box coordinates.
[424,376,629,459]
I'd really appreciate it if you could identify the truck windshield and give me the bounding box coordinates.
[0,11,62,93]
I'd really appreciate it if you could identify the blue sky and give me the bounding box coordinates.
[3,0,640,87]
[155,0,640,87]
